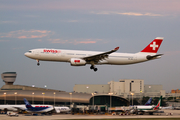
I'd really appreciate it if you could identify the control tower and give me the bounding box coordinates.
[1,72,17,85]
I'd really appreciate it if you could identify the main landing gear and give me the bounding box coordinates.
[36,60,40,66]
[90,65,98,72]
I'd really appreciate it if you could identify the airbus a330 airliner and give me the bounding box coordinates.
[25,37,163,72]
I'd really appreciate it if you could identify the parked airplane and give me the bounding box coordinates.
[162,105,174,110]
[23,98,54,113]
[24,37,163,71]
[0,99,70,114]
[133,96,162,115]
[145,98,152,105]
[0,105,26,111]
[23,98,70,113]
[54,106,71,113]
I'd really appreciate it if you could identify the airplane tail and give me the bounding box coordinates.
[24,98,32,108]
[145,98,152,105]
[140,37,163,54]
[153,96,162,110]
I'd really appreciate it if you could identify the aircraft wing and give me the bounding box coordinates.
[82,47,119,63]
[12,106,26,111]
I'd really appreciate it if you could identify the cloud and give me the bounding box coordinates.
[67,20,79,23]
[0,30,104,44]
[1,0,180,14]
[13,47,24,50]
[0,40,9,42]
[164,51,180,56]
[0,21,17,24]
[48,38,102,45]
[0,30,52,39]
[91,11,163,17]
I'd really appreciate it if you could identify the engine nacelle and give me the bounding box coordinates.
[70,58,86,66]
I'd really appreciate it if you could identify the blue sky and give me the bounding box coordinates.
[0,0,180,93]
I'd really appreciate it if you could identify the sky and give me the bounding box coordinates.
[0,0,180,93]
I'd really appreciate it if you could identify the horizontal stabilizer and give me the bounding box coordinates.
[146,54,163,60]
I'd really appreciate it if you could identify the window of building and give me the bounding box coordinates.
[4,76,16,78]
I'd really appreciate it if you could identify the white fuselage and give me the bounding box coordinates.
[25,48,156,65]
[54,106,71,113]
[0,105,26,111]
[135,105,156,112]
[0,104,70,113]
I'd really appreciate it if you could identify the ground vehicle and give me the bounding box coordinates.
[7,111,19,117]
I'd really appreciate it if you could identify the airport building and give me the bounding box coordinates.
[74,79,166,98]
[171,89,180,93]
[73,84,109,94]
[144,85,165,97]
[0,72,129,107]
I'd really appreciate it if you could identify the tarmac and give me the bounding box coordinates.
[0,110,180,120]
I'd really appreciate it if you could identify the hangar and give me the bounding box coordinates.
[0,72,129,107]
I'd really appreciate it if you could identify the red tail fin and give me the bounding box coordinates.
[141,37,163,53]
[153,96,162,110]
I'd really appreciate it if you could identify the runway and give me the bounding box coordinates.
[0,110,180,120]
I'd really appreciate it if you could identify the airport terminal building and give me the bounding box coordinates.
[74,79,166,98]
[0,72,129,107]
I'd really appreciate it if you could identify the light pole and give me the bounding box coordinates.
[92,93,96,112]
[42,93,45,105]
[32,92,34,104]
[14,92,17,105]
[69,93,72,106]
[53,92,56,106]
[4,92,6,104]
[86,86,89,93]
[140,91,143,104]
[108,92,113,112]
[131,92,134,106]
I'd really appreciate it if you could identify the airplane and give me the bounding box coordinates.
[133,96,162,115]
[0,99,70,114]
[145,97,152,105]
[162,105,174,110]
[23,98,54,113]
[24,37,163,72]
[0,105,26,112]
[54,106,71,113]
[23,98,70,113]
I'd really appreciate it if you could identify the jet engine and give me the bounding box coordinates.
[70,58,86,66]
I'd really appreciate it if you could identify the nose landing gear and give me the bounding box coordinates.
[36,60,40,66]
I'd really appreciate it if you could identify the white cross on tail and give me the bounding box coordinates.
[150,42,158,50]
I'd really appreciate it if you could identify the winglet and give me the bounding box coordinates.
[114,47,119,51]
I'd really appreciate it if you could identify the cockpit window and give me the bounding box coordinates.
[28,51,32,53]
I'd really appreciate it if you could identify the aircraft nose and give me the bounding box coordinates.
[24,52,29,57]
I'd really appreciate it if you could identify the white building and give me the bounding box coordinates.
[73,84,109,94]
[73,79,165,98]
[144,85,165,97]
[108,79,144,96]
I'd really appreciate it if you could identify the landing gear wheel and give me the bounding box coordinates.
[90,65,94,69]
[36,60,40,66]
[94,68,98,72]
[90,64,98,72]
